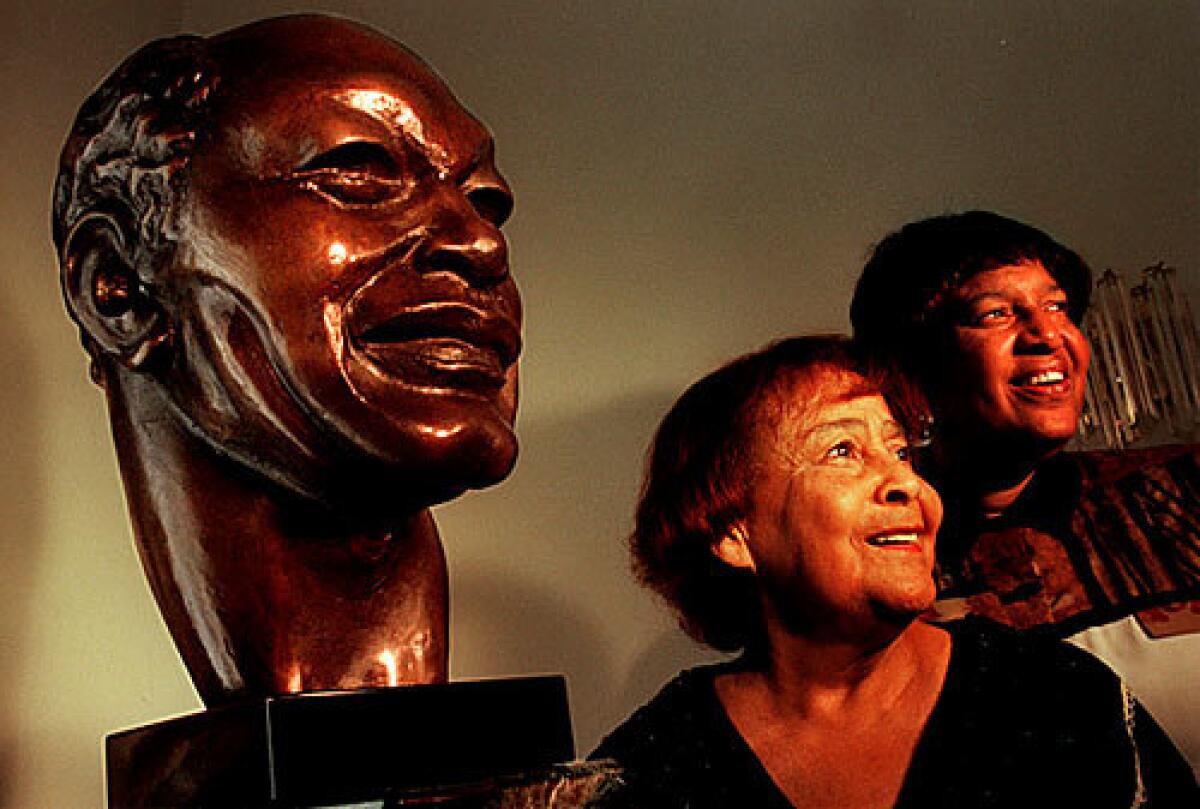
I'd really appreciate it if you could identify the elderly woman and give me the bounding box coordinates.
[850,211,1200,768]
[592,336,1194,807]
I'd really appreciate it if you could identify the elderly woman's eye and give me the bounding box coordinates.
[826,441,857,460]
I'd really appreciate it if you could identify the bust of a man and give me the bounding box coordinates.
[53,14,520,706]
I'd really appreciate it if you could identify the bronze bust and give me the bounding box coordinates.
[53,14,520,707]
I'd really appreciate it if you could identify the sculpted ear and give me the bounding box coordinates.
[712,523,756,572]
[61,213,170,372]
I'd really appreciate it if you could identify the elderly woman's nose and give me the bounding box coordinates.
[877,461,922,505]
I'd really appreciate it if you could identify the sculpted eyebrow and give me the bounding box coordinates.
[331,90,452,176]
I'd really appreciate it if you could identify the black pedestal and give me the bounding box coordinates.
[106,676,592,808]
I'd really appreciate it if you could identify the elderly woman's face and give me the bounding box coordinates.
[934,261,1089,451]
[736,381,942,633]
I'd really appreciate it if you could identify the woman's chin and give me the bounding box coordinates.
[872,588,937,626]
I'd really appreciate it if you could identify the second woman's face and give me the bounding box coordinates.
[936,261,1090,452]
[739,382,942,635]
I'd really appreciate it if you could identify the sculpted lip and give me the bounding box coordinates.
[348,302,521,389]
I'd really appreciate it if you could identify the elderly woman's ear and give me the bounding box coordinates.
[712,523,755,572]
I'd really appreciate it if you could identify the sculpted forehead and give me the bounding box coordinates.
[210,15,442,87]
[202,15,485,173]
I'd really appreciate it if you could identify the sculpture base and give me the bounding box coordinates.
[349,761,622,807]
[106,676,606,808]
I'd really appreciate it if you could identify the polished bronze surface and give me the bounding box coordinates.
[53,15,519,705]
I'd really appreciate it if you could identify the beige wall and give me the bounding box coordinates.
[3,1,1197,805]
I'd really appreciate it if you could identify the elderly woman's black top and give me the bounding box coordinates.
[590,619,1197,808]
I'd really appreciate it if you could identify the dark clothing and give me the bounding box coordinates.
[934,445,1200,635]
[591,620,1198,808]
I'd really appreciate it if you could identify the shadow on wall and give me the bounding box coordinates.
[612,627,727,734]
[0,287,43,806]
[445,386,726,753]
[451,565,614,745]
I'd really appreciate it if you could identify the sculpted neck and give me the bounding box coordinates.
[103,370,448,707]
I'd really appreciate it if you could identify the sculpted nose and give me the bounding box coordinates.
[417,191,509,286]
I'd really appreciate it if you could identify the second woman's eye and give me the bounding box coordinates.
[972,305,1012,326]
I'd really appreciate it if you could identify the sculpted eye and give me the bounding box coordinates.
[293,141,407,206]
[300,141,400,175]
[467,186,513,227]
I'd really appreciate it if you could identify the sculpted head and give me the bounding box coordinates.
[54,15,521,514]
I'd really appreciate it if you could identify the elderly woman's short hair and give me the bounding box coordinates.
[850,211,1092,383]
[631,335,925,651]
